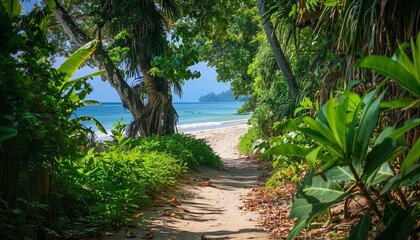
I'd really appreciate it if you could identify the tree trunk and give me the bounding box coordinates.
[48,0,178,137]
[139,53,158,104]
[257,0,299,95]
[47,0,144,121]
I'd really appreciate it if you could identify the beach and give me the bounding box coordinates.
[74,102,250,140]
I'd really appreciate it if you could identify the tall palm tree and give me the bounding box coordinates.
[257,0,299,95]
[106,0,180,136]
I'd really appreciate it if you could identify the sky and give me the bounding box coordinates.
[22,1,231,103]
[72,62,230,103]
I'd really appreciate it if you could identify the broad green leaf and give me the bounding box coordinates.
[348,213,371,240]
[353,91,384,173]
[296,127,332,146]
[318,157,341,174]
[347,92,361,112]
[1,0,20,19]
[401,138,420,176]
[380,164,420,194]
[374,127,395,146]
[363,138,396,180]
[304,117,344,158]
[70,69,105,82]
[346,93,362,156]
[366,162,393,187]
[58,40,99,86]
[326,97,347,152]
[287,218,310,240]
[301,175,347,202]
[375,119,420,146]
[376,208,415,240]
[324,166,355,181]
[0,126,18,142]
[393,43,415,75]
[305,146,322,169]
[380,98,417,111]
[411,32,420,81]
[273,119,298,132]
[291,174,347,219]
[73,116,108,134]
[387,118,420,141]
[262,143,311,158]
[357,56,420,97]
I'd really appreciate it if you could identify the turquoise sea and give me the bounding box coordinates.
[74,102,250,138]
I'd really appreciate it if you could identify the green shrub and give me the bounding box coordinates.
[238,126,261,155]
[131,134,222,168]
[53,133,221,230]
[62,146,186,224]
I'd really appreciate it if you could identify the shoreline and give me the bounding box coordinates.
[177,118,249,134]
[95,119,250,141]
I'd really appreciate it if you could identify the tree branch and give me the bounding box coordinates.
[45,0,144,119]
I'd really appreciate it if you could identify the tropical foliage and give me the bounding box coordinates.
[2,0,420,239]
[261,33,420,238]
[0,1,221,239]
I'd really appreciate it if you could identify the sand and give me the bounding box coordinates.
[106,124,268,239]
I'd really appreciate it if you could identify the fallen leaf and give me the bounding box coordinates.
[169,197,181,206]
[200,180,213,187]
[125,229,137,238]
[162,211,172,217]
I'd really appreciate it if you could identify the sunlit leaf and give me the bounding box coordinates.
[1,0,20,19]
[357,56,420,97]
[58,40,99,86]
[305,146,322,169]
[324,166,355,181]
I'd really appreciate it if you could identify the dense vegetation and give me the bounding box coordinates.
[1,0,419,239]
[0,2,221,238]
[199,90,249,102]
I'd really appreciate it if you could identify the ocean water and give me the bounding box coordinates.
[73,102,250,137]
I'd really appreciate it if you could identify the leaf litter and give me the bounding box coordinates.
[241,177,358,239]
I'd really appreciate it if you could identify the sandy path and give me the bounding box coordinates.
[106,125,268,239]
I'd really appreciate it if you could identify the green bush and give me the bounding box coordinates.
[75,146,185,223]
[53,133,222,232]
[131,134,222,168]
[238,126,261,155]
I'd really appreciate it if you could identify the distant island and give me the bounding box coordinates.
[199,90,249,102]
